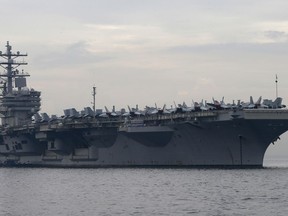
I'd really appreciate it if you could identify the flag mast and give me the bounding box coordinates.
[275,74,278,98]
[92,85,96,118]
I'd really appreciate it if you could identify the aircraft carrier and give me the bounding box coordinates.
[0,41,288,167]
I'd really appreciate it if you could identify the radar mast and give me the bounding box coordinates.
[0,41,29,95]
[0,42,41,127]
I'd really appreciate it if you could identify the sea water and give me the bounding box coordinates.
[0,158,288,216]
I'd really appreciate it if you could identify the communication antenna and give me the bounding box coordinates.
[275,74,278,98]
[92,85,96,117]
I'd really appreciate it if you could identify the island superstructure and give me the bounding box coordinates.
[0,41,288,167]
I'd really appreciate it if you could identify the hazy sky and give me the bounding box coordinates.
[1,0,288,156]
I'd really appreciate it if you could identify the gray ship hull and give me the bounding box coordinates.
[2,42,288,168]
[1,110,288,168]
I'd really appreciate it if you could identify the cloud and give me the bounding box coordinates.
[264,31,288,42]
[84,24,135,31]
[177,90,189,97]
[83,23,168,52]
[166,42,288,57]
[192,77,215,91]
[32,41,113,69]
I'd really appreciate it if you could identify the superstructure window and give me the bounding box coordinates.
[17,143,23,150]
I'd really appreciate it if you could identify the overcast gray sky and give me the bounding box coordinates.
[1,0,288,157]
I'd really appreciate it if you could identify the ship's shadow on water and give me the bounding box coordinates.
[0,164,267,169]
[1,162,288,170]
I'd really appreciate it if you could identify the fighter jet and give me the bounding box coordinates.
[128,105,145,116]
[241,96,261,109]
[263,97,286,109]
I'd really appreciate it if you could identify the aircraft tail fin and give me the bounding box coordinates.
[174,101,177,108]
[127,105,132,112]
[255,96,262,106]
[273,97,283,108]
[250,96,254,104]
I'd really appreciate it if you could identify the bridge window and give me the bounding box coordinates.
[17,143,23,150]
